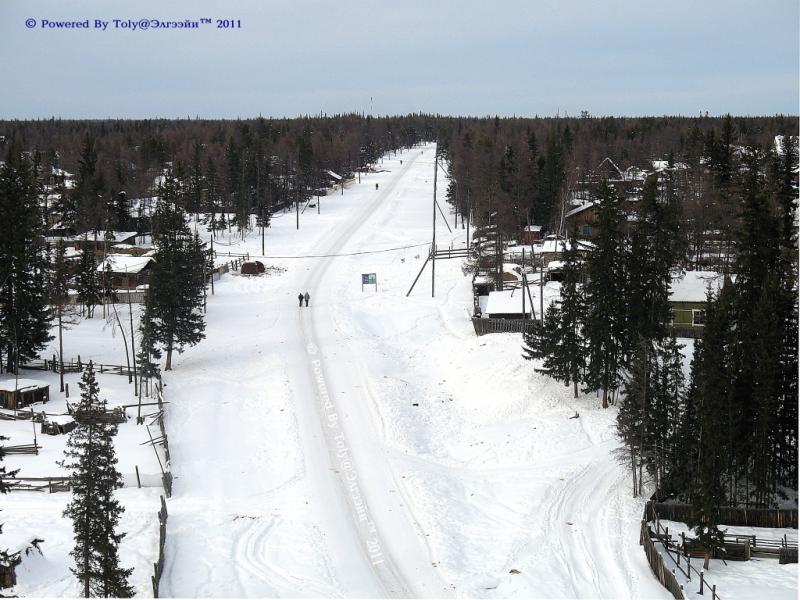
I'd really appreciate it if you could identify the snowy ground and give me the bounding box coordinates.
[151,144,671,599]
[2,488,162,597]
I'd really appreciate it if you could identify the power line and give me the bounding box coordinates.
[245,241,433,260]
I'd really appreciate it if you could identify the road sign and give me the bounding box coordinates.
[361,273,377,291]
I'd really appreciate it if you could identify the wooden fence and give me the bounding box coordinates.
[65,290,147,306]
[21,357,137,378]
[668,324,703,339]
[152,495,167,598]
[472,317,538,336]
[640,520,686,599]
[642,505,724,600]
[648,501,798,529]
[152,380,172,498]
[4,476,71,493]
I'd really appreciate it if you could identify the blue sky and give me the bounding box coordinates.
[0,0,797,118]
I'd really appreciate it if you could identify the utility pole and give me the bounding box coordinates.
[210,237,215,295]
[296,172,300,231]
[431,157,438,297]
[128,287,138,396]
[466,187,471,248]
[539,256,544,327]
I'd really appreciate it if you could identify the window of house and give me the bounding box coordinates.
[581,223,593,236]
[692,309,706,326]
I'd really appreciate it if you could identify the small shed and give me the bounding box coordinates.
[485,290,532,320]
[0,379,50,410]
[521,225,542,244]
[240,261,265,275]
[547,260,565,282]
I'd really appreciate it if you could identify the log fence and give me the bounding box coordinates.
[151,495,167,598]
[647,500,798,529]
[472,317,538,336]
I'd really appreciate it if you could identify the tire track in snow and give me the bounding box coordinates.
[297,149,454,598]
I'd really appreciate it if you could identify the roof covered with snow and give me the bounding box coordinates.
[564,202,597,219]
[670,271,728,303]
[326,170,342,181]
[97,254,155,274]
[532,238,594,255]
[0,378,49,392]
[76,231,138,243]
[651,159,689,172]
[485,290,531,316]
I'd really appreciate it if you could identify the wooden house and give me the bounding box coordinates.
[97,254,155,289]
[669,271,729,337]
[532,237,594,265]
[0,379,49,410]
[75,231,138,255]
[564,202,600,238]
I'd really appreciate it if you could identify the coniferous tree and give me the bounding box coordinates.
[771,135,799,495]
[522,302,558,363]
[76,245,101,318]
[145,176,207,370]
[50,241,72,392]
[626,173,685,346]
[73,134,105,232]
[110,191,130,232]
[689,284,735,568]
[0,148,53,372]
[530,234,587,397]
[62,364,133,597]
[584,180,628,408]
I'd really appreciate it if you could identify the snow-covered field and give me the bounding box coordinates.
[3,144,795,598]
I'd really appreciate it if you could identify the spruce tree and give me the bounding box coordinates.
[76,245,101,318]
[0,147,53,372]
[50,241,72,392]
[530,234,587,397]
[771,135,799,496]
[145,179,207,370]
[62,363,133,597]
[522,302,558,364]
[689,284,735,568]
[584,180,628,408]
[74,134,105,232]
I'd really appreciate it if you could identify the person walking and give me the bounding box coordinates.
[298,293,304,307]
[304,291,310,307]
[375,183,379,191]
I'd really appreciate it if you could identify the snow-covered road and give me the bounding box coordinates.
[157,143,672,598]
[160,146,452,597]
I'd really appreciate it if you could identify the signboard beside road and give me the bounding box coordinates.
[361,273,377,292]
